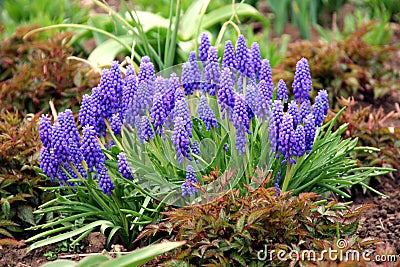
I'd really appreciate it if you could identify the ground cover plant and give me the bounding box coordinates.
[331,97,400,172]
[0,26,99,114]
[29,31,393,257]
[273,23,399,105]
[0,110,45,244]
[138,186,376,266]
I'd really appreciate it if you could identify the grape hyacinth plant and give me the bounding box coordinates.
[33,33,393,253]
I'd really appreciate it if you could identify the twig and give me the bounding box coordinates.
[59,251,131,259]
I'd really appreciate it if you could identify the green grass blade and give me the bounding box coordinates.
[23,24,131,52]
[98,241,185,267]
[27,220,113,253]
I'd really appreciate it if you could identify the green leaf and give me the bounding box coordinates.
[124,11,169,33]
[17,205,35,226]
[0,228,14,238]
[231,252,246,266]
[98,241,185,267]
[267,0,290,34]
[2,200,10,218]
[201,4,263,30]
[40,260,76,267]
[75,255,110,267]
[88,35,133,66]
[27,220,113,253]
[180,0,209,40]
[236,214,245,233]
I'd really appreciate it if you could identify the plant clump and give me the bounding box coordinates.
[0,26,99,114]
[138,185,376,266]
[273,23,399,105]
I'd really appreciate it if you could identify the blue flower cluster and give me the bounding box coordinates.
[181,165,198,197]
[39,57,161,195]
[198,95,218,130]
[39,32,330,198]
[118,153,134,180]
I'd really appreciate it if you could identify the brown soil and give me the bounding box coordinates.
[353,171,400,254]
[0,245,53,267]
[0,232,107,267]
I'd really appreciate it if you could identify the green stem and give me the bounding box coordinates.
[281,161,294,192]
[243,76,247,95]
[24,24,131,52]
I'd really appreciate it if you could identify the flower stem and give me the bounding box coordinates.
[281,161,294,192]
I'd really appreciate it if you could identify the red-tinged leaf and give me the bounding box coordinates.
[236,215,245,233]
[0,238,25,247]
[358,237,381,247]
[247,208,268,225]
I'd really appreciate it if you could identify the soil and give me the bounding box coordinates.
[353,171,400,254]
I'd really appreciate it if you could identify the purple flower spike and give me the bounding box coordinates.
[150,94,168,135]
[245,84,258,115]
[111,113,122,136]
[79,94,94,128]
[39,114,52,148]
[50,123,69,165]
[182,62,196,96]
[235,129,247,155]
[67,137,83,165]
[89,87,106,136]
[203,46,220,95]
[198,95,218,130]
[235,35,248,75]
[222,40,236,70]
[188,51,201,89]
[304,113,316,153]
[136,115,154,143]
[191,140,200,157]
[199,33,211,62]
[98,69,119,119]
[57,163,75,186]
[232,94,252,154]
[58,109,80,145]
[313,89,329,127]
[259,59,274,91]
[81,125,106,171]
[277,79,288,103]
[40,147,57,182]
[269,100,284,152]
[118,152,134,180]
[300,99,311,122]
[292,58,312,103]
[232,94,251,134]
[250,43,262,79]
[110,61,124,102]
[97,166,114,196]
[218,67,236,116]
[172,116,192,164]
[288,100,301,129]
[122,65,137,116]
[182,165,198,196]
[169,73,183,103]
[128,82,154,120]
[138,56,155,87]
[256,80,273,120]
[245,48,255,79]
[277,114,295,161]
[293,125,306,157]
[174,99,192,138]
